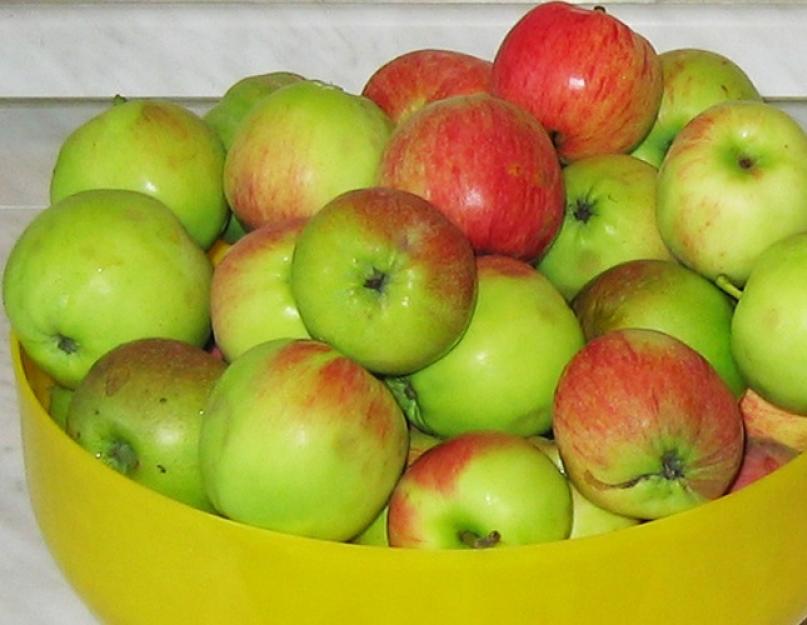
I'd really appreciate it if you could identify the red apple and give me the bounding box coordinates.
[490,1,663,163]
[379,93,564,262]
[553,328,744,520]
[727,436,798,494]
[362,48,492,124]
[739,388,807,452]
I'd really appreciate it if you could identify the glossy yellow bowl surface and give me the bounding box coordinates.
[12,335,807,625]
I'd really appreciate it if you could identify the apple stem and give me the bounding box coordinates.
[458,529,501,549]
[715,274,743,301]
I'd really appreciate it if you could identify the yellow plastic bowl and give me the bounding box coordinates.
[11,335,807,625]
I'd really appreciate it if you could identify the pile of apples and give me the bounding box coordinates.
[5,0,807,549]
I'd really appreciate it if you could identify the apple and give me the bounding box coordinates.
[387,431,572,549]
[2,189,213,388]
[211,219,309,362]
[50,96,228,250]
[386,255,584,438]
[536,154,673,300]
[631,48,762,168]
[572,258,745,397]
[739,389,807,453]
[378,92,564,262]
[223,80,393,230]
[656,100,807,286]
[65,338,225,511]
[204,71,305,150]
[530,436,640,539]
[727,436,798,494]
[553,328,744,520]
[352,425,441,547]
[290,187,477,375]
[198,338,409,541]
[47,384,74,430]
[362,48,492,124]
[731,232,807,413]
[490,1,663,162]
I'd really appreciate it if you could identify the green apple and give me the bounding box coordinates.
[536,153,673,300]
[66,338,226,511]
[211,219,309,362]
[387,255,584,438]
[572,258,745,396]
[387,431,572,549]
[204,71,305,150]
[290,187,477,375]
[50,97,228,250]
[48,384,74,430]
[731,232,807,413]
[553,328,744,520]
[530,436,639,539]
[224,80,393,230]
[657,100,807,286]
[199,338,409,541]
[2,189,212,388]
[631,48,762,167]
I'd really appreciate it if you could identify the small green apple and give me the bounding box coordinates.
[211,219,310,362]
[2,189,212,388]
[572,258,745,396]
[387,255,584,438]
[731,232,807,413]
[387,431,572,549]
[48,384,74,430]
[224,80,393,230]
[50,97,228,250]
[632,48,761,167]
[290,187,477,375]
[657,100,807,286]
[204,71,305,150]
[199,338,409,541]
[536,153,673,300]
[66,338,226,511]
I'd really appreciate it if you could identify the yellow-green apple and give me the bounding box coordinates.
[553,328,744,520]
[199,338,409,541]
[386,255,584,438]
[48,384,74,430]
[490,1,662,162]
[290,187,477,375]
[378,92,564,262]
[66,338,225,511]
[211,219,309,362]
[352,425,441,547]
[536,154,673,300]
[572,259,745,396]
[530,436,639,539]
[631,48,761,168]
[739,389,807,452]
[656,100,807,286]
[223,80,393,231]
[362,49,492,124]
[731,232,807,413]
[727,436,798,494]
[50,97,228,250]
[204,71,305,150]
[387,431,572,549]
[2,189,212,388]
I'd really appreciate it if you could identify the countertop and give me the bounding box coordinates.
[2,2,807,623]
